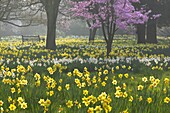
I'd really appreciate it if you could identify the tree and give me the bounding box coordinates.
[40,0,62,50]
[86,20,97,43]
[71,0,149,56]
[146,0,160,44]
[133,0,147,44]
[134,0,161,44]
[0,0,62,50]
[136,24,146,44]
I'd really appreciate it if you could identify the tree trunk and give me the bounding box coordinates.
[89,28,97,43]
[106,40,112,57]
[101,21,116,57]
[89,29,92,42]
[146,19,158,44]
[145,0,158,44]
[136,24,146,44]
[133,0,146,44]
[44,1,60,50]
[46,11,57,50]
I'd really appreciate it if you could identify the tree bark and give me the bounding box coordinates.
[106,40,112,57]
[89,28,97,43]
[101,21,116,57]
[145,0,158,44]
[43,0,61,50]
[136,24,146,44]
[89,29,92,42]
[46,10,57,50]
[146,19,158,44]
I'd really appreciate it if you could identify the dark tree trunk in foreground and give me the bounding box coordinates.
[136,24,146,44]
[89,28,97,43]
[46,9,57,50]
[41,0,61,50]
[146,19,158,43]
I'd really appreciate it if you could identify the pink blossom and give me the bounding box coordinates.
[71,0,150,30]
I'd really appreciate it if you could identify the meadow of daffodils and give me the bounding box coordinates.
[0,37,170,113]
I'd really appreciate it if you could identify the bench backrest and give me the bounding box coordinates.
[22,35,40,43]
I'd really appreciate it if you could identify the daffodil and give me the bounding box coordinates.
[87,107,94,113]
[164,97,170,103]
[147,97,152,104]
[83,90,88,96]
[21,102,27,109]
[66,100,73,108]
[137,85,144,91]
[0,100,3,106]
[9,104,16,111]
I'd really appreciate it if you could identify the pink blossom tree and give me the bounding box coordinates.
[71,0,149,57]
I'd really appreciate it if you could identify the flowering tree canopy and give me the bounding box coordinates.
[71,0,149,29]
[71,0,150,56]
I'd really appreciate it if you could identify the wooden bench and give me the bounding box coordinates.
[22,35,45,43]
